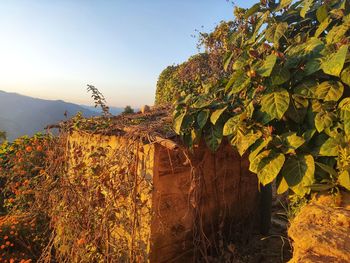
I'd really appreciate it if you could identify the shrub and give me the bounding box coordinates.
[155,23,235,105]
[0,134,53,261]
[123,105,134,114]
[173,0,350,197]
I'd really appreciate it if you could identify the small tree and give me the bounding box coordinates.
[123,105,134,114]
[87,85,111,117]
[173,0,350,197]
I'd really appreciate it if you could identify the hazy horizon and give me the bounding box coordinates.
[0,0,254,108]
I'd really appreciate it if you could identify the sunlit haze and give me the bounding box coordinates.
[0,0,254,108]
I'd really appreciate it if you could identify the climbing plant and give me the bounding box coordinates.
[173,0,350,197]
[155,65,181,104]
[87,84,111,117]
[155,24,235,106]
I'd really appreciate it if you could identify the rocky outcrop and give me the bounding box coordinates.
[288,192,350,263]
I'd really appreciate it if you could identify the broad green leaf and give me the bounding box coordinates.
[339,98,350,111]
[304,57,321,75]
[340,110,350,135]
[249,149,268,174]
[254,109,272,124]
[261,88,290,120]
[246,101,255,118]
[321,45,348,76]
[225,73,239,92]
[293,94,309,108]
[224,52,234,72]
[281,132,305,153]
[341,66,350,86]
[197,110,210,129]
[315,111,333,132]
[278,0,292,10]
[192,97,211,108]
[315,162,337,177]
[230,74,251,95]
[210,107,227,125]
[339,0,349,10]
[265,22,288,47]
[248,11,268,44]
[309,183,334,191]
[326,23,350,44]
[270,67,290,85]
[205,123,223,152]
[338,170,350,190]
[300,0,314,18]
[319,137,339,156]
[257,54,277,77]
[223,115,241,136]
[304,37,324,53]
[181,114,194,131]
[235,131,262,156]
[276,174,289,194]
[255,151,286,186]
[232,56,248,71]
[286,37,323,60]
[286,95,308,123]
[225,70,250,94]
[315,81,344,101]
[183,132,193,149]
[294,80,318,98]
[311,99,323,112]
[248,137,272,163]
[173,112,185,134]
[244,3,260,18]
[265,24,276,43]
[330,8,345,19]
[274,23,288,46]
[281,155,315,196]
[316,5,328,22]
[302,129,316,142]
[339,100,350,135]
[315,17,331,37]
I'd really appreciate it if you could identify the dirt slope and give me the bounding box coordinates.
[288,192,350,263]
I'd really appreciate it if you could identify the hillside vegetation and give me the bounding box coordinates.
[165,0,350,197]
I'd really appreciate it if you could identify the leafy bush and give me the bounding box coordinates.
[173,0,350,197]
[0,134,53,261]
[123,105,135,114]
[155,65,181,104]
[155,24,235,105]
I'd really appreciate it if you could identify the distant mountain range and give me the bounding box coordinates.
[0,90,123,141]
[80,105,124,115]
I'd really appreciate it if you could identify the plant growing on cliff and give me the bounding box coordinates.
[87,84,111,117]
[155,25,235,106]
[173,0,350,197]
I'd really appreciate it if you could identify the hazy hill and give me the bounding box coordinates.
[80,105,124,115]
[0,90,97,141]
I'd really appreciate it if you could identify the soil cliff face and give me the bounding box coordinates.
[288,192,350,263]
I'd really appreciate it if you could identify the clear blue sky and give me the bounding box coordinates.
[0,0,255,108]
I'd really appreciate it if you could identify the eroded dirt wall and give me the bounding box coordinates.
[150,142,260,262]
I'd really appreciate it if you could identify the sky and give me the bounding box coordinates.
[0,0,255,108]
